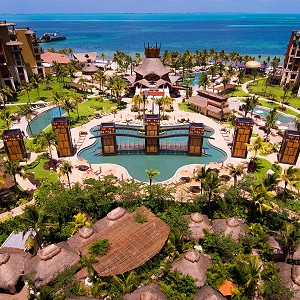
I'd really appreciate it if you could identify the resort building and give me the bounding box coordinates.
[0,21,44,91]
[41,52,72,73]
[281,30,300,96]
[188,90,231,120]
[125,44,181,98]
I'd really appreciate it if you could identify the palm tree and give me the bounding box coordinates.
[44,73,53,90]
[59,161,73,189]
[279,222,300,262]
[38,130,57,160]
[247,136,270,159]
[18,104,37,136]
[0,83,13,106]
[198,73,210,90]
[95,70,107,94]
[155,97,164,118]
[50,91,63,116]
[265,108,278,141]
[146,169,160,198]
[70,93,82,120]
[203,171,221,217]
[281,166,300,200]
[111,271,140,295]
[30,74,42,99]
[194,165,209,195]
[3,159,25,184]
[111,76,128,105]
[161,95,173,117]
[61,98,75,117]
[227,163,245,187]
[100,52,106,62]
[221,76,230,91]
[0,106,13,129]
[21,82,32,104]
[131,94,143,116]
[19,205,58,247]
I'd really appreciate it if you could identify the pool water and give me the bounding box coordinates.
[253,107,295,124]
[78,125,227,182]
[27,106,66,136]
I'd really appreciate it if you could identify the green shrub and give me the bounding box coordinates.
[88,239,110,257]
[134,211,148,223]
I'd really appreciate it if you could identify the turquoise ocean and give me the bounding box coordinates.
[1,13,300,60]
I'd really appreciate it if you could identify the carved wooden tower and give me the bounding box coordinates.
[232,118,254,159]
[278,130,300,165]
[144,114,160,154]
[100,123,117,155]
[51,117,73,157]
[188,123,205,156]
[2,129,26,160]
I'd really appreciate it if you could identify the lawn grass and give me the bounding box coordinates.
[226,85,248,97]
[253,157,272,183]
[247,79,300,109]
[257,100,299,117]
[178,102,197,113]
[9,77,73,104]
[26,158,59,184]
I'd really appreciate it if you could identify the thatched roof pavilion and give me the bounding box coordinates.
[124,283,167,300]
[79,206,169,276]
[276,262,300,299]
[68,226,99,251]
[170,250,211,287]
[212,218,246,242]
[184,213,213,240]
[0,248,31,294]
[193,286,227,300]
[24,241,80,289]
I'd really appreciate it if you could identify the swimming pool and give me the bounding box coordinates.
[27,106,66,136]
[253,107,295,124]
[78,125,227,182]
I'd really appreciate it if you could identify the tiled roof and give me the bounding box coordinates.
[41,52,71,65]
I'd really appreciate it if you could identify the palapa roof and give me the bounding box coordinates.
[68,226,99,251]
[82,63,98,74]
[124,283,167,300]
[169,75,181,85]
[79,206,170,276]
[184,213,213,240]
[212,218,246,242]
[25,241,80,288]
[73,52,97,63]
[41,52,71,65]
[189,95,208,108]
[197,90,227,102]
[135,58,171,78]
[0,248,31,294]
[245,60,261,69]
[170,250,211,287]
[194,286,227,300]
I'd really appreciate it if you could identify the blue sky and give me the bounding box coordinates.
[0,0,299,14]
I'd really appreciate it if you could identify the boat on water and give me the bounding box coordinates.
[39,32,66,43]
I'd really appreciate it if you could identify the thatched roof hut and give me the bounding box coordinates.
[68,226,99,250]
[25,241,80,288]
[184,213,213,240]
[92,207,129,232]
[80,206,169,276]
[212,218,246,242]
[0,248,31,294]
[124,283,167,300]
[193,286,227,300]
[276,262,300,299]
[170,250,211,287]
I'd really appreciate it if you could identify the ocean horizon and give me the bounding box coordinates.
[1,13,300,61]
